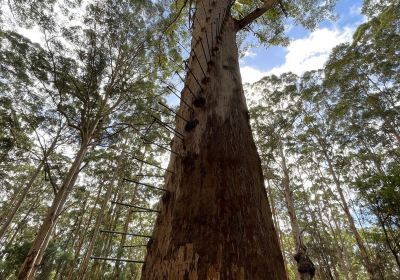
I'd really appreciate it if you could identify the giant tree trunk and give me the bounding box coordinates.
[141,1,286,279]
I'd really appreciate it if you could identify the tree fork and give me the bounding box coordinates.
[141,0,286,279]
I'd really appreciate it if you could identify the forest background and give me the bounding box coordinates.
[0,0,399,279]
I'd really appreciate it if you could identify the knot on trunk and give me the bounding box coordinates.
[294,251,315,279]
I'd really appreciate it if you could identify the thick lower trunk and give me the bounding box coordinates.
[17,141,89,280]
[141,2,286,279]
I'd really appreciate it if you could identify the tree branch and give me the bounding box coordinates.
[235,0,279,31]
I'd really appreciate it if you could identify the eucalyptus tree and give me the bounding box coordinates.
[0,37,69,245]
[249,73,315,279]
[295,70,383,279]
[0,0,168,278]
[76,121,169,279]
[324,2,400,273]
[141,1,339,278]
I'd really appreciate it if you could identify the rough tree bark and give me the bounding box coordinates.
[141,1,286,279]
[278,143,315,280]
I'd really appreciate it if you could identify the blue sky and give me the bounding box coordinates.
[239,0,366,83]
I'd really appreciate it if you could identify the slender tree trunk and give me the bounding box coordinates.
[78,176,121,280]
[278,144,315,280]
[62,194,90,279]
[114,144,147,278]
[89,189,121,279]
[66,204,96,279]
[308,209,335,280]
[360,144,400,270]
[72,181,104,279]
[114,174,141,279]
[0,161,43,242]
[141,1,286,279]
[378,214,400,269]
[332,219,352,280]
[93,192,124,278]
[5,204,36,247]
[18,136,92,280]
[329,209,351,280]
[319,143,379,280]
[266,179,288,274]
[0,129,60,243]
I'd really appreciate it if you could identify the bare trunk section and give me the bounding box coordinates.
[278,144,315,280]
[65,181,105,280]
[114,170,142,278]
[266,179,288,274]
[77,178,116,280]
[18,136,92,280]
[114,144,146,279]
[141,1,286,279]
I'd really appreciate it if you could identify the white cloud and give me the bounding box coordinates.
[240,26,356,84]
[242,50,257,58]
[240,66,269,84]
[350,4,362,16]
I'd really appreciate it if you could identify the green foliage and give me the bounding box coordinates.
[232,0,338,48]
[247,4,400,278]
[0,0,173,278]
[0,241,32,278]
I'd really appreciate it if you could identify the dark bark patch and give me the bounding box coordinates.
[245,110,250,124]
[193,96,206,107]
[202,76,210,84]
[193,215,208,226]
[222,64,234,70]
[185,119,199,132]
[184,271,190,280]
[146,238,153,250]
[294,252,316,278]
[183,152,198,172]
[162,191,171,204]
